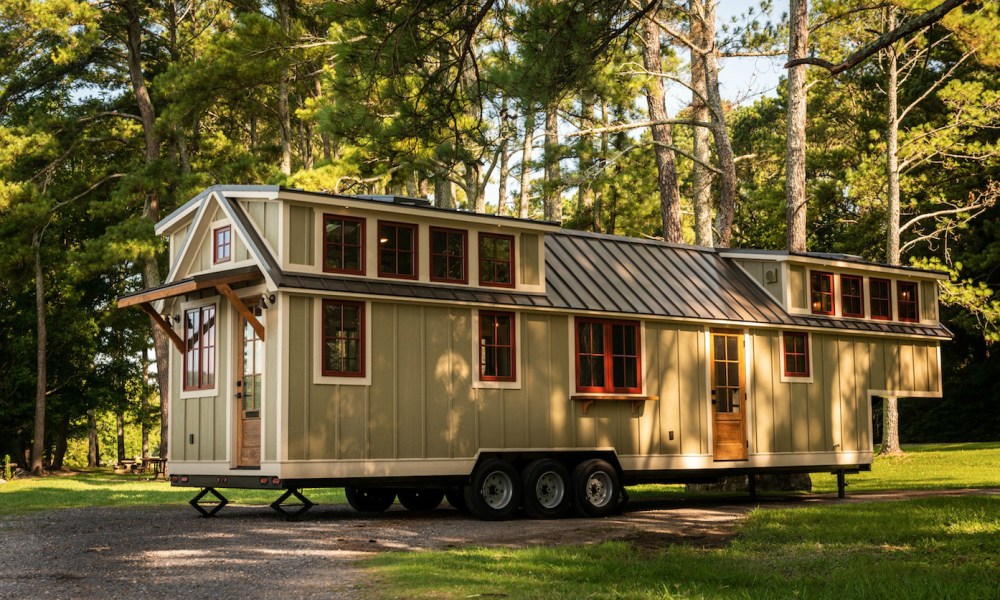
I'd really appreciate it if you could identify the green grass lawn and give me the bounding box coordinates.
[366,443,1000,599]
[0,469,345,516]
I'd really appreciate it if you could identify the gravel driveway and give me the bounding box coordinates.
[1,489,994,600]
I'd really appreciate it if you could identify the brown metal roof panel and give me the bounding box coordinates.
[686,253,764,323]
[623,243,696,317]
[590,239,662,314]
[651,249,734,320]
[551,237,621,312]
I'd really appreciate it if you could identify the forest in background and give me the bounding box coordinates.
[1,0,997,472]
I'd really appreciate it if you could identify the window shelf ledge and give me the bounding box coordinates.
[571,395,658,416]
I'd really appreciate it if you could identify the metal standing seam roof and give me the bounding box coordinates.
[140,193,951,340]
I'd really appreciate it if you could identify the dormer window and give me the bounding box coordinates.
[810,271,835,315]
[324,215,365,275]
[377,221,417,279]
[479,233,514,288]
[870,278,892,320]
[430,227,467,284]
[841,274,864,318]
[897,281,919,323]
[213,226,231,264]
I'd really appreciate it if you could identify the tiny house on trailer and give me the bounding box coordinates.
[118,185,949,519]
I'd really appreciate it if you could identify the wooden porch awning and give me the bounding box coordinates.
[118,266,267,352]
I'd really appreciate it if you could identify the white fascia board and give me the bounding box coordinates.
[719,251,948,281]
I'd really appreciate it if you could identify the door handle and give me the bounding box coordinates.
[235,392,243,399]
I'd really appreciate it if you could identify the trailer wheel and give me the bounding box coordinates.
[521,459,571,519]
[344,487,396,513]
[445,488,470,514]
[572,459,620,518]
[397,489,445,512]
[463,459,521,521]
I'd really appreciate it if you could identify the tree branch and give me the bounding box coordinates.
[784,0,969,75]
[566,119,712,138]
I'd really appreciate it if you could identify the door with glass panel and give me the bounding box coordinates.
[236,305,263,468]
[711,329,748,461]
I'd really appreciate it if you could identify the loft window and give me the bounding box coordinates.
[213,226,231,264]
[783,332,810,377]
[323,215,365,275]
[575,318,641,394]
[183,305,217,391]
[430,227,467,283]
[377,221,417,279]
[810,271,835,315]
[322,300,364,377]
[870,278,892,320]
[897,281,919,323]
[479,233,514,287]
[479,312,515,381]
[841,274,864,318]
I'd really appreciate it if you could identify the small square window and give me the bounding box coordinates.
[322,300,364,377]
[782,332,809,378]
[430,227,467,284]
[575,318,641,393]
[377,221,417,279]
[323,215,365,275]
[213,226,231,264]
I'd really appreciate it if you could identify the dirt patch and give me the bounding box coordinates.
[0,488,996,599]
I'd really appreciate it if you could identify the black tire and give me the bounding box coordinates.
[344,487,396,513]
[463,458,522,521]
[445,488,470,514]
[521,459,572,519]
[572,459,620,518]
[397,488,445,512]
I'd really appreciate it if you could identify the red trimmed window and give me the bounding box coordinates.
[783,332,809,377]
[841,274,864,318]
[377,221,417,279]
[430,227,467,283]
[575,318,641,393]
[870,278,892,320]
[810,271,835,315]
[322,300,364,377]
[479,233,514,288]
[897,281,919,323]
[323,215,365,275]
[183,305,217,391]
[213,226,231,264]
[479,312,515,381]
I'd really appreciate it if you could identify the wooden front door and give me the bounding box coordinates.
[236,305,262,468]
[711,330,748,461]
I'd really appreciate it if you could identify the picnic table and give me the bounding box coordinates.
[139,457,168,480]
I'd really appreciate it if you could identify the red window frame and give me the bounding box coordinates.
[183,305,217,391]
[323,215,366,275]
[429,226,468,284]
[377,220,418,280]
[782,332,810,377]
[321,300,365,377]
[840,274,864,318]
[810,271,835,315]
[478,232,515,288]
[213,225,231,264]
[574,318,642,394]
[479,311,516,382]
[897,281,919,323]
[870,278,892,320]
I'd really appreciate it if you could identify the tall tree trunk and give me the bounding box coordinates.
[277,0,293,176]
[543,100,562,222]
[497,142,509,216]
[519,109,535,219]
[434,173,454,208]
[641,16,683,243]
[30,237,46,475]
[577,97,597,231]
[882,7,903,456]
[125,2,171,460]
[785,0,809,253]
[697,2,737,248]
[316,80,332,162]
[689,3,713,247]
[466,161,484,212]
[141,389,150,460]
[87,409,99,468]
[50,414,69,471]
[116,411,126,464]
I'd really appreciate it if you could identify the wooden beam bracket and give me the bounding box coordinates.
[216,283,266,341]
[571,395,658,416]
[138,302,185,353]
